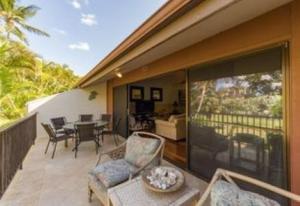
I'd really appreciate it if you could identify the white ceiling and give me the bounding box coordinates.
[120,0,291,74]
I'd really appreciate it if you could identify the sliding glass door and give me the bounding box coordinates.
[113,85,128,138]
[188,47,287,204]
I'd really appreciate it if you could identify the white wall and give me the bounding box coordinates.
[27,82,107,138]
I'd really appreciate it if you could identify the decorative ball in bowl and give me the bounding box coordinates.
[142,166,184,193]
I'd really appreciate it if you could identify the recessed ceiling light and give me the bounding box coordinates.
[115,71,122,78]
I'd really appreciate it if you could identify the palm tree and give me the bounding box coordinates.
[0,0,49,44]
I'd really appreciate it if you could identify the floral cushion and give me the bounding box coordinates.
[124,134,160,168]
[89,159,137,188]
[211,180,280,206]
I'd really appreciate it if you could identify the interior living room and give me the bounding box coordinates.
[127,70,187,167]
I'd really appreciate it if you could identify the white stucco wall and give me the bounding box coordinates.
[27,82,107,138]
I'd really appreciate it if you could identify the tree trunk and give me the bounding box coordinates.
[197,81,208,113]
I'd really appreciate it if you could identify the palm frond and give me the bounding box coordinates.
[19,23,49,37]
[0,0,15,11]
[11,26,28,44]
[15,5,40,18]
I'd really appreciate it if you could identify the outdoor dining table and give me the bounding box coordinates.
[63,120,109,147]
[63,120,109,130]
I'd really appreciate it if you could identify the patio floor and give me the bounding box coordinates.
[0,135,208,206]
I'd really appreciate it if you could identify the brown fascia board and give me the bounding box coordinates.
[77,0,204,87]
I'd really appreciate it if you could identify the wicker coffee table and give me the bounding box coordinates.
[107,176,200,206]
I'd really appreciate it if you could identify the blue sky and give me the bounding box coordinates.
[20,0,166,76]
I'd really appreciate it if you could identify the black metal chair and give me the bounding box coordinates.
[74,123,100,158]
[50,117,67,134]
[100,114,112,130]
[101,114,112,122]
[79,114,93,122]
[41,123,74,159]
[101,117,121,146]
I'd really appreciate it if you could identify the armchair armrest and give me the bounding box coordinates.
[129,155,158,179]
[96,142,126,166]
[174,117,186,125]
[155,119,176,127]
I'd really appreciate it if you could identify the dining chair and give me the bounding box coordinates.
[79,114,93,122]
[101,117,121,146]
[74,123,99,158]
[50,117,67,134]
[41,123,74,159]
[100,114,112,128]
[100,113,111,121]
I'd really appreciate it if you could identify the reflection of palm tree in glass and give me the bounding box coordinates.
[191,72,282,117]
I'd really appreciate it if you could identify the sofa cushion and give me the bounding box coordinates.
[89,159,137,188]
[211,180,280,206]
[124,134,160,168]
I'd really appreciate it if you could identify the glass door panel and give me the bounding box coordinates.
[188,47,287,204]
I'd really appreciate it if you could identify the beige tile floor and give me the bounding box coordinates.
[0,135,208,206]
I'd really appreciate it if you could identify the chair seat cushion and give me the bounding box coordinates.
[124,134,160,168]
[56,129,66,134]
[211,180,280,206]
[89,159,137,188]
[56,134,71,140]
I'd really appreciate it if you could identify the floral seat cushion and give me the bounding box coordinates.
[89,159,137,188]
[124,134,160,168]
[211,180,280,206]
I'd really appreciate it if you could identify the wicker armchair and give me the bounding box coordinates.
[197,168,300,206]
[88,132,165,205]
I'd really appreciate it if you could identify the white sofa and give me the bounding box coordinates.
[155,114,186,141]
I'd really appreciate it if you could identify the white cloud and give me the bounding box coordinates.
[53,28,67,35]
[69,42,90,51]
[81,14,97,26]
[69,0,89,9]
[71,0,81,9]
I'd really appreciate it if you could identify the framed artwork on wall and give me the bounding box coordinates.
[150,87,163,101]
[130,86,144,101]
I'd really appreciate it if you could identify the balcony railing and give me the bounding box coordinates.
[0,113,37,197]
[192,112,283,138]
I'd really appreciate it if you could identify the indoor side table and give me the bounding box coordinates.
[107,176,200,206]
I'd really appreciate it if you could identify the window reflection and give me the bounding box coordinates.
[188,48,287,204]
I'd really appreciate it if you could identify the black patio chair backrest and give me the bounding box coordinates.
[76,123,96,142]
[41,123,56,140]
[50,117,66,130]
[101,114,112,122]
[79,114,93,122]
